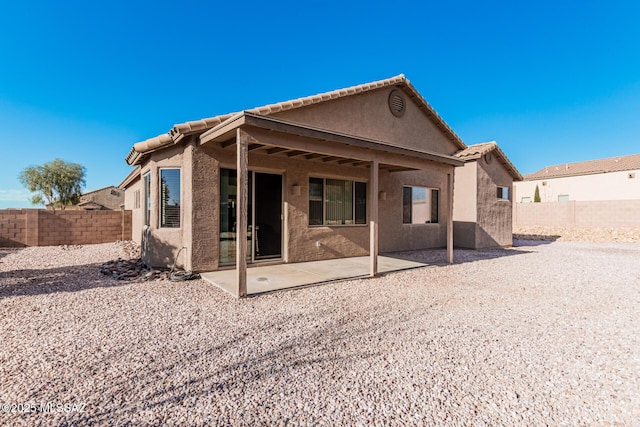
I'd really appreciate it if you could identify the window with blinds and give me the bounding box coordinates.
[403,186,439,224]
[309,178,366,225]
[160,169,181,228]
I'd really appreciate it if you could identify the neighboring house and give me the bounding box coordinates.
[119,75,520,296]
[453,142,523,248]
[78,186,124,210]
[514,154,640,203]
[45,185,124,210]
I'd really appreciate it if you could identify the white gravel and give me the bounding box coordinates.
[1,241,639,426]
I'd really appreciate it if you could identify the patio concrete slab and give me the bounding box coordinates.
[201,255,435,296]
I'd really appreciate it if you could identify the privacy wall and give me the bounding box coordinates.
[0,209,132,247]
[513,200,640,228]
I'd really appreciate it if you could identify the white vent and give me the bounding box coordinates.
[388,89,406,117]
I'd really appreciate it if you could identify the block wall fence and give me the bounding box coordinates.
[514,200,640,228]
[0,209,132,248]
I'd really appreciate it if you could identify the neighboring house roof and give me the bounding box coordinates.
[455,141,523,181]
[525,153,640,180]
[81,185,119,196]
[126,74,467,166]
[77,200,106,210]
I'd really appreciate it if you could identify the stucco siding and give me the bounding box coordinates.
[515,169,640,203]
[476,157,513,248]
[452,162,478,249]
[273,87,460,156]
[378,168,450,252]
[140,145,185,268]
[124,178,143,244]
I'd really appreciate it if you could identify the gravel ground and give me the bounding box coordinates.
[514,225,640,243]
[1,241,639,426]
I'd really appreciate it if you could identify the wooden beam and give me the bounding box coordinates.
[248,143,264,152]
[321,156,343,163]
[337,159,354,165]
[236,129,249,297]
[267,147,290,155]
[447,170,454,264]
[286,150,308,158]
[369,159,379,277]
[221,139,236,149]
[305,153,329,160]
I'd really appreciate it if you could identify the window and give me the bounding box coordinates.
[403,186,439,224]
[134,190,141,209]
[521,197,531,203]
[497,186,509,200]
[309,178,366,225]
[558,194,569,202]
[144,173,151,226]
[160,169,181,228]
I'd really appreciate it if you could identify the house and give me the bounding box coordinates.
[45,185,124,210]
[514,153,640,203]
[453,142,523,248]
[119,75,520,296]
[78,186,124,210]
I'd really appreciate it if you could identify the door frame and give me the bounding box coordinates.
[218,168,284,265]
[250,171,284,263]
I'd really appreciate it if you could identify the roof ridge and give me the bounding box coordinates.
[525,152,640,180]
[126,74,468,165]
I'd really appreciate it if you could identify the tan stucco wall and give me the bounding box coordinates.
[123,177,143,244]
[379,167,451,252]
[514,169,640,203]
[452,162,478,249]
[273,87,460,155]
[134,138,453,270]
[139,144,185,268]
[475,157,513,248]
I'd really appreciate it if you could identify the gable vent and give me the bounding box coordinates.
[388,89,406,117]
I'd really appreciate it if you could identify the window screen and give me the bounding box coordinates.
[160,169,181,228]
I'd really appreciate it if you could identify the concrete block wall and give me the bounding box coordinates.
[0,210,27,247]
[0,209,132,247]
[514,200,640,228]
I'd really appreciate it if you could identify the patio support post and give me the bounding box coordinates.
[369,159,379,277]
[447,170,454,264]
[236,129,249,297]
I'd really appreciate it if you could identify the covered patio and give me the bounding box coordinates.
[199,112,463,298]
[201,254,443,296]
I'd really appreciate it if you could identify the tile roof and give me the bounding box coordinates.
[454,141,523,181]
[525,153,640,180]
[126,74,466,165]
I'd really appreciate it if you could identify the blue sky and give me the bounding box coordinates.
[1,0,639,208]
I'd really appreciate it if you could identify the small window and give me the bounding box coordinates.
[144,173,151,226]
[403,186,439,224]
[160,169,181,228]
[308,178,366,226]
[497,186,509,200]
[521,197,531,203]
[558,194,569,202]
[134,190,141,209]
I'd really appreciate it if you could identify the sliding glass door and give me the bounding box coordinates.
[219,169,282,265]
